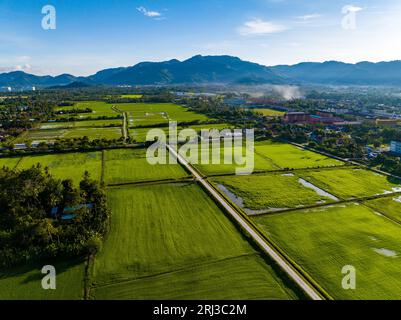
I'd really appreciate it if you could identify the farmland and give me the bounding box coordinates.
[22,127,123,142]
[297,167,401,199]
[253,108,285,117]
[211,172,336,212]
[193,144,278,176]
[253,203,401,299]
[0,259,85,300]
[40,119,122,130]
[364,196,401,224]
[17,152,102,183]
[0,157,20,169]
[90,183,299,299]
[115,103,212,127]
[255,141,343,169]
[103,148,189,185]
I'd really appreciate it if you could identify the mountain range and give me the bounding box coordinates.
[2,55,401,88]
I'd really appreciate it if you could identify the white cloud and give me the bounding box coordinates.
[238,19,287,36]
[297,14,321,20]
[137,6,162,18]
[0,64,31,73]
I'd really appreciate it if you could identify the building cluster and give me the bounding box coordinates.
[283,111,357,126]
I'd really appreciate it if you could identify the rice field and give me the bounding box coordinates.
[253,203,401,299]
[211,172,337,212]
[255,141,343,169]
[0,259,85,300]
[90,183,299,300]
[298,168,401,199]
[253,108,285,117]
[364,196,401,224]
[116,103,212,127]
[103,148,189,185]
[40,119,122,130]
[0,157,20,169]
[24,127,123,142]
[192,144,278,176]
[56,101,119,119]
[17,152,102,183]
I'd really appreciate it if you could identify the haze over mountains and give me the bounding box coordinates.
[2,55,401,88]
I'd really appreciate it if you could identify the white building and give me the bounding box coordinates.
[390,141,401,154]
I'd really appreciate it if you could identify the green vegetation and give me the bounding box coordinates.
[116,103,212,127]
[0,166,109,268]
[0,157,20,169]
[193,144,278,175]
[40,119,122,129]
[91,183,298,299]
[57,101,119,119]
[365,196,401,224]
[17,152,102,184]
[120,94,143,99]
[0,259,85,300]
[254,203,401,299]
[103,148,189,185]
[298,168,401,199]
[254,108,285,117]
[212,172,336,211]
[255,141,343,169]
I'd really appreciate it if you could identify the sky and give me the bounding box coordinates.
[1,0,401,76]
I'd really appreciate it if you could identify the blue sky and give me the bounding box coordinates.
[1,0,401,75]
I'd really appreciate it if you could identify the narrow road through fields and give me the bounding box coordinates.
[166,144,323,301]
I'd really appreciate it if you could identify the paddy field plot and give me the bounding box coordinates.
[40,119,122,130]
[298,168,401,199]
[91,183,299,300]
[253,108,285,117]
[116,103,212,127]
[17,152,101,183]
[211,172,337,213]
[0,157,20,169]
[103,148,189,185]
[255,141,343,169]
[253,203,401,299]
[56,101,119,119]
[0,259,85,300]
[192,144,278,176]
[120,94,143,99]
[25,127,123,142]
[364,196,401,224]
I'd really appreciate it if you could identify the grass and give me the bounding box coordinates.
[103,148,189,185]
[62,127,123,140]
[40,119,122,130]
[298,168,401,199]
[253,108,285,117]
[91,183,298,300]
[0,157,20,169]
[56,101,119,119]
[24,126,123,142]
[255,141,343,169]
[0,259,85,300]
[17,152,102,183]
[120,94,143,99]
[211,172,336,211]
[364,196,401,224]
[115,103,212,127]
[254,203,401,299]
[192,144,278,176]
